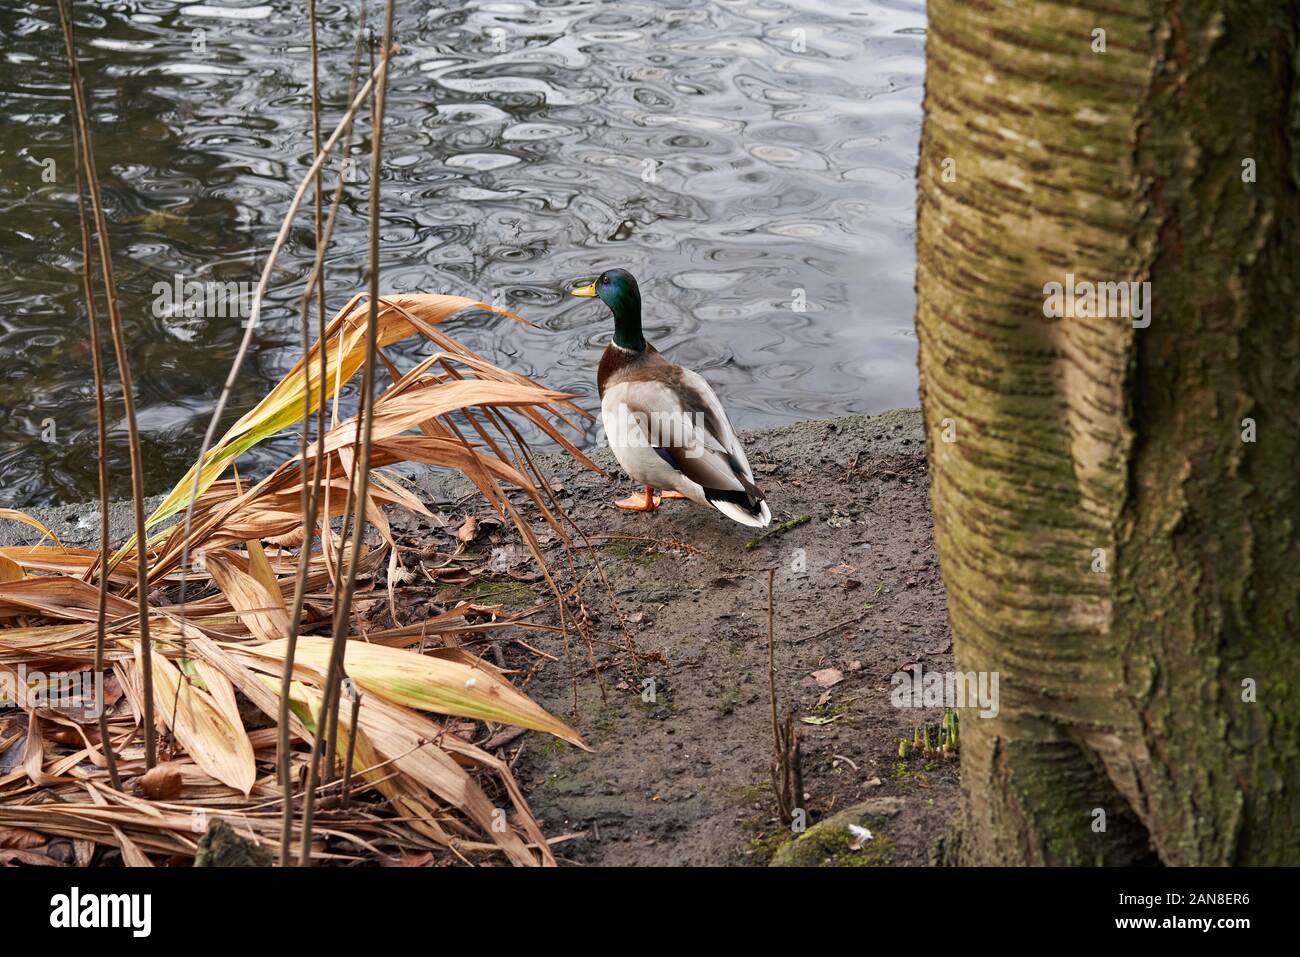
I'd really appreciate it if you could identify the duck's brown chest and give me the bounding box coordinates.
[597,342,659,399]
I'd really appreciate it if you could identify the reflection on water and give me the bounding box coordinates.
[0,0,925,507]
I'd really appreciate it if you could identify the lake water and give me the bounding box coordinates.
[0,0,925,507]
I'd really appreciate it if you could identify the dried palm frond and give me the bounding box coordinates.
[15,0,602,868]
[0,293,600,867]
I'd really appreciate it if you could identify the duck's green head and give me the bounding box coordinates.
[571,268,644,351]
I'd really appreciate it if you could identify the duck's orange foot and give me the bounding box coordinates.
[659,490,689,501]
[615,487,661,511]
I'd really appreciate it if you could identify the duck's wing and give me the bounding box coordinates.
[607,372,765,504]
[677,368,760,484]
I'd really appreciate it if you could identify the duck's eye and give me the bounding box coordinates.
[599,275,609,284]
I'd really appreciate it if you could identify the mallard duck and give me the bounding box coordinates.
[571,269,772,528]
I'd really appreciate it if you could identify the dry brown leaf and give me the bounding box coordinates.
[140,764,184,801]
[204,550,290,642]
[0,847,61,866]
[137,645,256,796]
[806,668,844,689]
[457,516,480,545]
[0,555,24,584]
[0,546,136,585]
[0,508,63,546]
[245,636,586,750]
[0,825,46,849]
[130,293,584,552]
[0,577,137,622]
[244,539,287,615]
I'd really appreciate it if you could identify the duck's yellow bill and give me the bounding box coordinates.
[571,282,598,298]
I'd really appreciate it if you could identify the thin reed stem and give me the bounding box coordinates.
[56,0,156,769]
[299,0,397,865]
[169,56,388,611]
[278,5,369,865]
[69,112,121,791]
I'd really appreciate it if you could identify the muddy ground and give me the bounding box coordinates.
[405,408,959,866]
[3,409,959,866]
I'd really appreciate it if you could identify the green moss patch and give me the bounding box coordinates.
[769,797,906,867]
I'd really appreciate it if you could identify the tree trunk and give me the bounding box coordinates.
[916,0,1300,865]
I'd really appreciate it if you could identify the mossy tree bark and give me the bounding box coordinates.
[916,0,1299,865]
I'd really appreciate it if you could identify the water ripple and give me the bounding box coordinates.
[0,0,925,507]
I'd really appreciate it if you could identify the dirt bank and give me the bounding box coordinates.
[1,410,958,866]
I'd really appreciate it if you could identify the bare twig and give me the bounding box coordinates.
[766,570,778,745]
[300,0,397,865]
[766,569,803,828]
[792,607,872,643]
[340,683,361,809]
[278,0,368,869]
[169,49,390,609]
[57,0,156,768]
[69,106,120,791]
[745,514,810,551]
